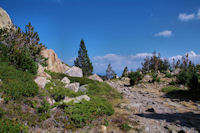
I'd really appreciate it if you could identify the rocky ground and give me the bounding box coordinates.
[106,78,200,133]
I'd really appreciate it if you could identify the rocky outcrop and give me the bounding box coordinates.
[0,8,13,29]
[65,82,80,92]
[37,64,51,78]
[61,77,70,85]
[172,68,181,75]
[88,74,103,82]
[65,66,83,77]
[40,49,70,73]
[79,85,88,92]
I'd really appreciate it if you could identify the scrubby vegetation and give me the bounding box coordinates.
[0,61,38,100]
[128,71,143,86]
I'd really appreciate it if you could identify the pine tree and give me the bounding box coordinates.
[122,66,129,77]
[74,39,93,76]
[106,64,116,80]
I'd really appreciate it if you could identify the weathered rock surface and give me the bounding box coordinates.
[88,74,103,82]
[0,8,13,29]
[142,74,152,82]
[63,95,90,104]
[79,85,88,92]
[37,64,51,78]
[46,96,55,106]
[34,77,50,89]
[65,82,80,92]
[61,77,70,85]
[65,66,83,77]
[40,49,70,73]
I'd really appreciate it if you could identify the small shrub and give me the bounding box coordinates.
[120,122,132,131]
[128,72,143,86]
[104,119,109,127]
[176,70,191,85]
[169,80,176,85]
[152,73,160,83]
[165,72,172,78]
[37,99,51,121]
[188,72,200,92]
[0,118,28,133]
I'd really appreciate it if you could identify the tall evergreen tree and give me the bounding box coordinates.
[74,40,93,76]
[106,64,116,80]
[122,66,129,77]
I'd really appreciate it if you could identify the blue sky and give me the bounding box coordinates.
[1,0,200,75]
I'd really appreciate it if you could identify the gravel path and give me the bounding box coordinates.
[107,80,200,133]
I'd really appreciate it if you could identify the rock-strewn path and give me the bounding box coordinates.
[107,80,200,133]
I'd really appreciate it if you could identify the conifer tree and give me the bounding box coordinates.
[106,64,116,80]
[74,39,93,76]
[122,66,129,77]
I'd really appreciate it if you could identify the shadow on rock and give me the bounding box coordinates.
[164,90,200,102]
[136,112,200,130]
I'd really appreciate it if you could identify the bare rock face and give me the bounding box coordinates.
[40,49,70,73]
[88,74,103,82]
[61,77,70,85]
[65,66,83,77]
[37,64,51,78]
[0,8,13,29]
[65,82,80,92]
[34,77,50,89]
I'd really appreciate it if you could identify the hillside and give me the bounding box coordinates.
[0,7,200,133]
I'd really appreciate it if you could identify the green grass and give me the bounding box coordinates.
[0,118,28,133]
[120,122,132,131]
[0,61,39,100]
[161,86,182,93]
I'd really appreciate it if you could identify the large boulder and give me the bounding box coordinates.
[65,66,83,77]
[37,64,51,79]
[0,8,13,29]
[88,74,103,82]
[34,77,50,89]
[40,49,70,73]
[79,85,88,92]
[61,77,70,85]
[65,82,80,92]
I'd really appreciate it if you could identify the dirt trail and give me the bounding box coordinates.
[107,80,200,133]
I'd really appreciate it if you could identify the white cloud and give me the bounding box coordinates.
[197,9,200,19]
[154,30,172,37]
[178,13,195,21]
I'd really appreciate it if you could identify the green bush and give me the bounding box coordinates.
[176,70,191,85]
[151,73,160,83]
[169,80,176,85]
[37,99,51,121]
[128,72,143,86]
[188,72,200,92]
[120,122,132,131]
[0,118,28,133]
[0,44,38,74]
[64,97,114,128]
[165,72,172,78]
[0,62,38,100]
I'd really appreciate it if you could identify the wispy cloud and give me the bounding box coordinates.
[197,9,200,19]
[154,30,172,37]
[178,9,200,22]
[178,13,195,21]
